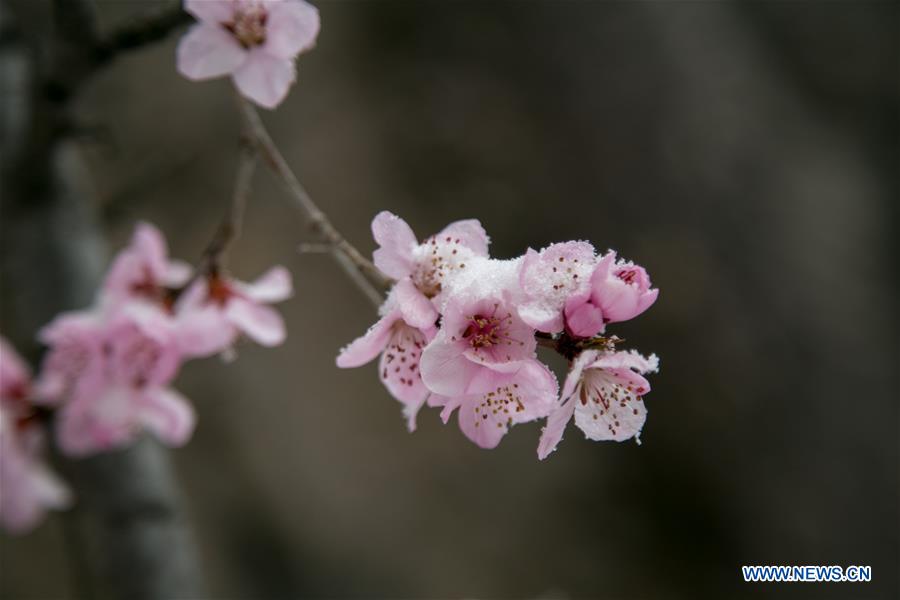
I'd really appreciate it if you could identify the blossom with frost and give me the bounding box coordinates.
[38,308,196,456]
[564,251,658,338]
[337,212,492,427]
[517,241,596,333]
[0,337,71,533]
[177,0,321,109]
[336,280,438,430]
[176,266,293,352]
[371,210,490,312]
[431,359,557,449]
[419,281,536,398]
[537,349,659,459]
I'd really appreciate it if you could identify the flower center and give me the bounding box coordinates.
[411,235,470,298]
[463,314,503,348]
[225,6,268,49]
[616,268,637,285]
[207,274,234,307]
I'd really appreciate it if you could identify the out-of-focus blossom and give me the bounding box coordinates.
[1,337,31,406]
[177,0,321,109]
[176,266,293,352]
[337,281,437,430]
[537,349,659,460]
[101,222,191,310]
[564,251,658,338]
[0,337,71,533]
[431,359,557,449]
[38,308,195,456]
[517,241,596,333]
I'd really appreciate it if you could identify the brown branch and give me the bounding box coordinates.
[235,94,391,308]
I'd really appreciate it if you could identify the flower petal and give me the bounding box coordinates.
[239,265,293,303]
[560,350,599,400]
[457,394,509,449]
[437,219,490,257]
[224,297,286,346]
[393,278,438,330]
[336,311,400,368]
[564,295,605,338]
[175,304,237,358]
[419,333,480,397]
[378,323,430,430]
[177,24,247,80]
[263,0,320,59]
[140,388,196,447]
[537,396,576,460]
[518,242,595,333]
[574,368,650,442]
[371,211,417,280]
[185,0,235,24]
[232,50,295,109]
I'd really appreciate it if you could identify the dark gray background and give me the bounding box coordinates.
[1,1,897,598]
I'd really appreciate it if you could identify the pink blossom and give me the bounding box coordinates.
[431,359,557,449]
[0,338,71,534]
[177,0,320,109]
[419,274,536,398]
[38,308,195,456]
[517,241,596,333]
[371,211,489,313]
[564,251,658,338]
[336,280,438,431]
[101,222,191,310]
[537,349,658,460]
[175,266,293,352]
[0,413,72,534]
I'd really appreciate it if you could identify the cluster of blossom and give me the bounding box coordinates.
[0,223,291,533]
[337,212,660,458]
[177,0,320,109]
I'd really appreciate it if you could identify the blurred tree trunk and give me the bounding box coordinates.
[0,2,204,598]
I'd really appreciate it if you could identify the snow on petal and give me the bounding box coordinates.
[437,219,490,258]
[588,252,659,325]
[517,242,595,333]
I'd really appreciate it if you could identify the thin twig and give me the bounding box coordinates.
[200,141,258,272]
[235,94,391,307]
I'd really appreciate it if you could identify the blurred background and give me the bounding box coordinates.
[1,1,897,598]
